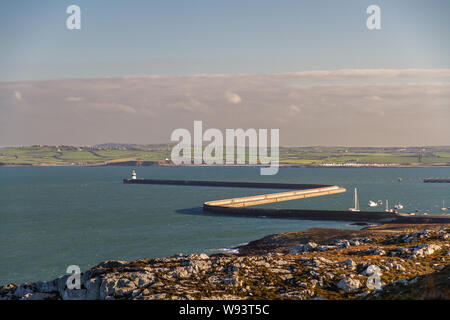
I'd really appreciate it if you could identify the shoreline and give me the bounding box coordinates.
[1,223,449,300]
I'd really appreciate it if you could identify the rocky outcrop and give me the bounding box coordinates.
[1,226,449,300]
[337,278,362,292]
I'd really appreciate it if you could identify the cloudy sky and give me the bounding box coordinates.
[0,1,449,146]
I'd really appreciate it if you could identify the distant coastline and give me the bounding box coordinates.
[1,163,450,169]
[1,145,450,168]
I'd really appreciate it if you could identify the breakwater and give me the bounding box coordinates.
[203,186,345,207]
[123,178,450,224]
[123,178,330,190]
[203,205,450,224]
[424,178,450,183]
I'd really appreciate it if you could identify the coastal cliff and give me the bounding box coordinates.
[1,224,449,300]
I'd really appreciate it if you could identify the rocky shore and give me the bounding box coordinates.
[1,224,449,300]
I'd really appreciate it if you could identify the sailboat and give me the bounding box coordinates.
[368,200,378,207]
[349,188,360,212]
[385,200,395,213]
[441,200,448,211]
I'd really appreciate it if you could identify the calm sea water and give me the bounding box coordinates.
[1,166,449,285]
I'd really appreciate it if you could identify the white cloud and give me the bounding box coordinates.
[1,69,449,146]
[88,102,136,114]
[225,91,242,104]
[288,104,301,114]
[282,68,450,80]
[14,91,22,100]
[66,96,84,102]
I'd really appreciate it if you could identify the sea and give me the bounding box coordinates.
[1,166,449,285]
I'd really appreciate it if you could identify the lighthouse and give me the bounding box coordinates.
[131,170,137,180]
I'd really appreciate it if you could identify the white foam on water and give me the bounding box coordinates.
[216,247,240,254]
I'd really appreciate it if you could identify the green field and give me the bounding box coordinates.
[1,145,450,166]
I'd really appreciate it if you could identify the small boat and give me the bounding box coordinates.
[368,200,378,207]
[441,200,448,211]
[349,188,360,212]
[394,203,404,210]
[377,200,383,205]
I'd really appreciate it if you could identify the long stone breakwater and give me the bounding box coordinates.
[123,178,450,224]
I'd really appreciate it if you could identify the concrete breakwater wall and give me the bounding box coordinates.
[123,178,331,190]
[203,205,450,224]
[124,178,450,224]
[424,178,450,183]
[204,186,346,207]
[203,205,395,222]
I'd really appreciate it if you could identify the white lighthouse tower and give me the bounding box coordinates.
[131,170,137,180]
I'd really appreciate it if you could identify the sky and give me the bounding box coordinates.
[0,0,449,146]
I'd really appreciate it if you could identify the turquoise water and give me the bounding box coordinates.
[0,166,449,285]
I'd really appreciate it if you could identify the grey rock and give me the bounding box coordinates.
[222,275,242,287]
[85,277,102,300]
[289,242,317,254]
[335,240,351,249]
[386,262,405,271]
[324,272,335,280]
[395,278,409,286]
[100,275,137,299]
[34,280,58,293]
[411,244,442,258]
[336,278,362,293]
[63,289,87,300]
[316,257,333,264]
[338,259,356,270]
[128,272,156,287]
[305,242,318,251]
[21,292,57,300]
[56,275,70,297]
[363,265,381,276]
[309,279,318,288]
[198,253,209,260]
[13,284,33,298]
[171,267,190,279]
[366,247,386,256]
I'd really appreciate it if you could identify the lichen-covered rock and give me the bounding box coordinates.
[363,265,381,276]
[85,277,102,300]
[336,278,362,293]
[63,288,87,300]
[365,247,386,256]
[386,262,405,271]
[100,275,137,299]
[1,225,448,301]
[411,244,442,258]
[21,292,57,300]
[290,242,317,254]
